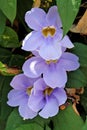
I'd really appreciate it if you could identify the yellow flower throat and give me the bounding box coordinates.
[42,26,56,37]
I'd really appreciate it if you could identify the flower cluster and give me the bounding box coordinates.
[7,6,80,119]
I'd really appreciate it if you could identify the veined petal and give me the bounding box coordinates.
[23,57,45,78]
[7,90,26,107]
[53,88,67,106]
[25,8,46,30]
[46,6,62,28]
[59,52,80,71]
[43,64,67,88]
[39,42,62,60]
[28,92,45,112]
[19,98,37,119]
[60,35,74,48]
[39,96,59,118]
[22,31,43,51]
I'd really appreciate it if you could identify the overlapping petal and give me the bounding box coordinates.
[19,98,37,119]
[25,8,46,30]
[59,52,80,71]
[10,74,37,90]
[46,6,62,27]
[28,92,45,112]
[39,96,59,118]
[43,64,67,88]
[22,57,46,78]
[59,35,74,48]
[39,42,62,60]
[53,88,67,106]
[7,89,26,107]
[22,31,43,51]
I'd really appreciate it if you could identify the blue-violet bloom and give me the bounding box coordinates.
[7,74,37,119]
[23,52,80,88]
[28,78,67,118]
[22,6,74,60]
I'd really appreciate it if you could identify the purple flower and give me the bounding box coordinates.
[22,6,74,60]
[28,78,67,118]
[22,52,80,88]
[7,74,37,119]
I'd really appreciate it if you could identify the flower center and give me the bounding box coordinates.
[46,60,58,64]
[26,86,33,95]
[42,26,56,37]
[44,87,53,96]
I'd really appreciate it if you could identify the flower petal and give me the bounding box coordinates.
[43,64,67,88]
[28,92,45,112]
[34,78,46,92]
[60,52,80,71]
[23,57,45,78]
[60,35,74,48]
[19,98,37,119]
[62,52,79,61]
[53,88,67,106]
[10,74,36,90]
[39,42,62,60]
[7,89,26,107]
[22,31,43,51]
[39,96,59,118]
[25,8,46,30]
[46,6,62,28]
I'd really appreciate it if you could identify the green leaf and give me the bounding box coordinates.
[0,10,6,34]
[15,123,44,130]
[17,0,33,32]
[67,69,87,88]
[0,0,17,23]
[71,43,87,67]
[5,109,24,130]
[8,54,25,67]
[0,48,11,63]
[0,76,13,120]
[81,88,87,114]
[45,125,51,130]
[82,118,87,130]
[53,105,84,130]
[0,27,20,48]
[5,109,50,130]
[56,0,81,35]
[0,62,8,76]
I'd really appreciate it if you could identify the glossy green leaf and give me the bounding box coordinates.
[71,43,87,67]
[0,10,6,34]
[67,69,87,88]
[56,0,81,35]
[53,105,84,130]
[0,27,20,48]
[15,123,44,130]
[0,0,17,23]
